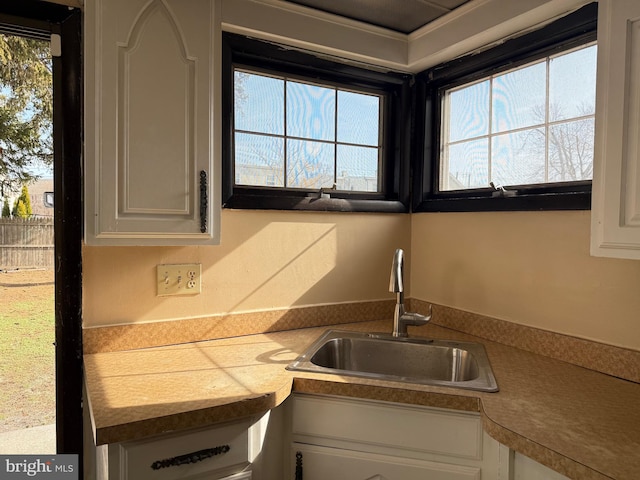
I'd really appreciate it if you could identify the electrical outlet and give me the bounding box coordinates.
[157,264,202,296]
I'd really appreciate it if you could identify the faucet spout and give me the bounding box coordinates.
[389,248,432,337]
[389,249,404,294]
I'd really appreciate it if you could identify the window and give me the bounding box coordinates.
[223,33,410,212]
[413,2,597,212]
[234,70,382,192]
[442,43,596,191]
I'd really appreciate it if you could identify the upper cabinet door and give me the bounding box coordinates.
[85,0,220,245]
[591,0,640,259]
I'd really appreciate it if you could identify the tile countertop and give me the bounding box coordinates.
[83,320,640,480]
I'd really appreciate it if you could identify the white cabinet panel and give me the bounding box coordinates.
[85,0,220,245]
[292,443,480,480]
[591,0,640,259]
[287,395,508,480]
[292,394,482,460]
[112,421,250,480]
[93,405,281,480]
[513,452,570,480]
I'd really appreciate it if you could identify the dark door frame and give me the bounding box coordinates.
[0,0,83,460]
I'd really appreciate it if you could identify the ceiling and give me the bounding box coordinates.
[283,0,473,34]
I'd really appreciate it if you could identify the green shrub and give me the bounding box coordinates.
[1,198,10,217]
[12,185,33,218]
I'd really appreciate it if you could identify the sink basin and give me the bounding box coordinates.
[286,330,498,392]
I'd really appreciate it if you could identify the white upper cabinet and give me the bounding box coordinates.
[591,0,640,259]
[85,0,220,245]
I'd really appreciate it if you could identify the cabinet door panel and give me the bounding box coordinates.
[292,444,480,480]
[118,0,193,215]
[85,0,220,245]
[591,0,640,258]
[292,395,482,460]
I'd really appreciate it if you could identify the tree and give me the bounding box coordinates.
[12,184,32,218]
[1,197,9,217]
[515,102,594,185]
[0,34,52,199]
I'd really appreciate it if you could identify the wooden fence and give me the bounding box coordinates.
[0,218,54,268]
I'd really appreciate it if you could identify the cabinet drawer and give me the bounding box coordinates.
[292,443,480,480]
[116,420,251,480]
[292,395,482,460]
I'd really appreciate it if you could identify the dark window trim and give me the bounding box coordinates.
[222,32,411,213]
[412,2,597,213]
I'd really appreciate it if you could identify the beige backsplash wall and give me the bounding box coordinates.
[83,209,410,327]
[84,208,640,351]
[410,210,640,351]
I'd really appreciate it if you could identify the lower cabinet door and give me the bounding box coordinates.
[292,444,480,480]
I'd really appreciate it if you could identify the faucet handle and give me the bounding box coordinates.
[402,310,432,325]
[394,305,433,337]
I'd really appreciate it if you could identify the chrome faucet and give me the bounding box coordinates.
[389,249,432,337]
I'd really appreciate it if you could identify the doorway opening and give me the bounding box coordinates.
[0,0,83,465]
[0,33,55,453]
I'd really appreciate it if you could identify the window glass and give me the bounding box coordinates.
[440,43,597,191]
[492,61,546,133]
[337,90,380,145]
[234,71,283,135]
[286,139,334,189]
[447,80,489,142]
[336,144,379,192]
[234,132,284,187]
[287,81,335,141]
[233,69,382,193]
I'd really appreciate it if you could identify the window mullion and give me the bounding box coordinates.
[284,79,288,188]
[488,77,493,186]
[545,58,550,183]
[334,89,338,187]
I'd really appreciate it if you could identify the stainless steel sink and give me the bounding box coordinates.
[287,330,498,392]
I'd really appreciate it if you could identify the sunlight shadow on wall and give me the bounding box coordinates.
[211,221,338,313]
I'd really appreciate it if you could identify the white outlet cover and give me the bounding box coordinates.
[156,263,201,296]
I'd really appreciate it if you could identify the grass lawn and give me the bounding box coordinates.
[0,270,55,432]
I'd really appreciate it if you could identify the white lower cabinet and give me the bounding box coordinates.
[99,414,272,480]
[287,394,511,480]
[90,394,571,480]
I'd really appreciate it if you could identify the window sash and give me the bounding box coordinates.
[439,42,596,193]
[232,67,384,194]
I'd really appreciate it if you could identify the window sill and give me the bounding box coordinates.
[223,193,407,213]
[413,191,591,213]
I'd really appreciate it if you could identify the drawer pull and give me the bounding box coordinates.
[150,444,230,470]
[199,170,208,233]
